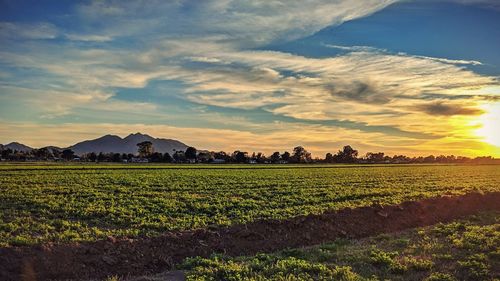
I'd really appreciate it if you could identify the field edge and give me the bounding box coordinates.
[1,191,499,280]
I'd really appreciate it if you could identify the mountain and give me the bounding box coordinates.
[3,142,33,152]
[40,146,63,153]
[68,133,189,155]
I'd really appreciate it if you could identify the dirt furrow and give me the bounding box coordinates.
[1,192,499,281]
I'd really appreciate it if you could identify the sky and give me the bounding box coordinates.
[1,0,499,157]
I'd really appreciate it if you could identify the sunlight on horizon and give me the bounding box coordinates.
[476,102,500,153]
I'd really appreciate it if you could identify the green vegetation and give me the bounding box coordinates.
[180,212,500,281]
[1,164,499,246]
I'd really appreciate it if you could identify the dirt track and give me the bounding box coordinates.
[1,192,499,281]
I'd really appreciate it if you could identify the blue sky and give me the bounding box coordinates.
[1,0,499,156]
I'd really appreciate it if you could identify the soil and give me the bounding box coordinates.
[1,192,499,281]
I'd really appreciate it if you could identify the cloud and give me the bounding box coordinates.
[409,55,482,66]
[65,34,113,42]
[327,80,392,104]
[415,102,485,116]
[1,0,499,156]
[324,43,483,65]
[0,22,58,40]
[74,0,397,47]
[452,0,500,10]
[322,43,385,53]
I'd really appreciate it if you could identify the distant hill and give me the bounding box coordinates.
[40,146,63,153]
[3,142,33,152]
[68,133,189,155]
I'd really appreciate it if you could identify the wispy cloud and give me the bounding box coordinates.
[415,101,485,116]
[65,34,113,42]
[0,22,58,40]
[0,0,499,156]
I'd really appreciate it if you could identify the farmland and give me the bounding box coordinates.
[1,164,499,247]
[180,211,499,281]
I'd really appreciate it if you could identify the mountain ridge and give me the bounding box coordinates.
[69,133,189,155]
[1,133,189,155]
[3,142,34,152]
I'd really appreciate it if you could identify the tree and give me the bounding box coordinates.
[97,152,106,162]
[62,149,75,161]
[334,145,358,163]
[111,153,122,162]
[423,155,435,163]
[1,148,12,160]
[281,151,290,162]
[214,151,230,162]
[89,152,97,162]
[163,153,173,163]
[292,146,311,163]
[185,147,197,161]
[137,141,154,157]
[270,152,281,163]
[366,152,384,163]
[325,153,334,163]
[197,151,213,163]
[34,147,51,160]
[52,149,62,159]
[150,152,163,162]
[232,151,248,163]
[173,151,186,163]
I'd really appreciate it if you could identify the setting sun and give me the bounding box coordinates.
[476,103,500,148]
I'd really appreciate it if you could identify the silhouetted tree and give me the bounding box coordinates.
[121,153,128,161]
[292,146,311,163]
[88,152,97,162]
[173,150,186,163]
[137,141,154,157]
[424,155,436,163]
[150,152,163,162]
[52,149,62,159]
[111,153,121,162]
[281,151,290,162]
[185,147,197,161]
[62,149,75,161]
[1,148,13,159]
[232,151,248,163]
[325,153,334,163]
[163,153,173,163]
[270,152,281,163]
[334,145,358,163]
[255,152,266,163]
[197,151,213,163]
[366,152,384,163]
[97,152,106,162]
[214,151,230,162]
[34,148,51,160]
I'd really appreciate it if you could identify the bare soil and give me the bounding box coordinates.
[1,192,499,281]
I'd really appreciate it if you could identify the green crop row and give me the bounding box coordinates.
[1,164,499,246]
[179,212,499,281]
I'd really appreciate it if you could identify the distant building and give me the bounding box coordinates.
[212,159,226,164]
[131,157,149,163]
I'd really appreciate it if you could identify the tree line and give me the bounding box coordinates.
[1,141,498,164]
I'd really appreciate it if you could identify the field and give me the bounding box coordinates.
[1,164,499,247]
[179,211,499,281]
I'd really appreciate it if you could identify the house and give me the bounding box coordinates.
[131,157,149,163]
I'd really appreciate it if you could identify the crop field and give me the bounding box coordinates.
[179,211,499,281]
[1,164,499,247]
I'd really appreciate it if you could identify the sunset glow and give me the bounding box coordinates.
[1,1,499,157]
[476,103,500,148]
